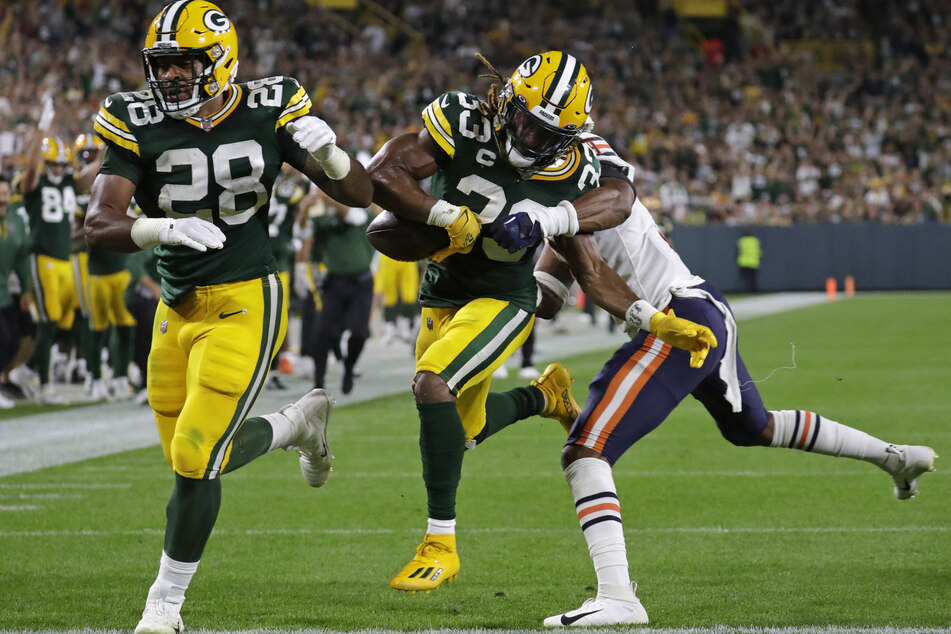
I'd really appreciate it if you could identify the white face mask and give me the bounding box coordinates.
[503,138,535,169]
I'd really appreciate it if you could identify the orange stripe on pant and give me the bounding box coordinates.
[580,336,670,454]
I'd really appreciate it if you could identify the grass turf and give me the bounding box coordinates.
[0,293,948,630]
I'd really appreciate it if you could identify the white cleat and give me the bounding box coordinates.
[8,365,39,400]
[544,594,649,627]
[35,383,63,405]
[283,389,335,487]
[134,598,183,634]
[884,444,938,500]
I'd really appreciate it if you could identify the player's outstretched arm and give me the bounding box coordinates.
[366,131,441,223]
[554,234,717,369]
[85,173,225,253]
[573,177,634,233]
[368,131,480,260]
[289,116,373,209]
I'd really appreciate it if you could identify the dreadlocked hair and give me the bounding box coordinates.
[475,53,506,119]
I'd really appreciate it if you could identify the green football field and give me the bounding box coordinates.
[1,293,948,632]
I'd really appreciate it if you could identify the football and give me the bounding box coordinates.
[366,210,449,262]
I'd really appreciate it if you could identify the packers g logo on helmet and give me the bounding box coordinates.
[497,51,593,174]
[142,0,239,119]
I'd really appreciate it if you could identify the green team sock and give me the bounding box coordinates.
[383,305,397,322]
[417,401,466,520]
[475,387,546,444]
[113,326,135,377]
[221,416,274,474]
[163,474,221,563]
[31,322,57,384]
[89,330,107,379]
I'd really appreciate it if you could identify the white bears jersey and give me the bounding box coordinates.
[581,134,704,309]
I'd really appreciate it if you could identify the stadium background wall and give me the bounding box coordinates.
[671,224,951,292]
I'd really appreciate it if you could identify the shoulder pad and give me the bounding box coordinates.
[243,76,313,130]
[421,91,491,159]
[94,91,146,156]
[582,133,635,183]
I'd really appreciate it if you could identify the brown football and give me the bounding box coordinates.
[366,210,449,262]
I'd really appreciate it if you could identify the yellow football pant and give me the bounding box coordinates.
[415,298,533,440]
[376,255,419,307]
[148,275,287,479]
[30,254,77,330]
[88,270,137,331]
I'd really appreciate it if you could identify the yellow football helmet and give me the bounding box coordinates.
[142,0,239,118]
[73,133,104,166]
[497,51,593,172]
[41,136,71,165]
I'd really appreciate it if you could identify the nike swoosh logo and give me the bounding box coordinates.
[219,309,248,319]
[561,609,602,625]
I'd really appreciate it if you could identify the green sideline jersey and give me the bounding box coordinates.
[310,209,375,276]
[420,91,600,312]
[268,177,305,272]
[0,211,31,309]
[94,76,313,306]
[23,172,78,260]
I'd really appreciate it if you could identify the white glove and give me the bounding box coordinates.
[294,261,312,299]
[38,95,55,132]
[287,116,350,180]
[130,217,226,252]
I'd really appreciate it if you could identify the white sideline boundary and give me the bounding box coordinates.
[0,293,828,478]
[0,625,951,634]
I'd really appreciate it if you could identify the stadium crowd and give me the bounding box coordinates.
[1,0,950,229]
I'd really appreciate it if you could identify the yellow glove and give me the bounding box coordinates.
[431,205,480,263]
[648,309,718,369]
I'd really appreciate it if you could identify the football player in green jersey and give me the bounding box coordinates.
[369,51,643,593]
[19,96,102,403]
[83,2,372,632]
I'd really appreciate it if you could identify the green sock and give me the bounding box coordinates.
[113,326,135,377]
[417,401,466,520]
[221,416,274,474]
[475,387,546,444]
[31,322,57,384]
[164,474,221,563]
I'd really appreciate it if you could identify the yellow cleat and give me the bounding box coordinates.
[532,362,581,433]
[390,533,460,592]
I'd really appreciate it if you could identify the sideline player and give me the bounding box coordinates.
[20,97,101,402]
[83,3,372,632]
[368,50,713,593]
[535,134,938,626]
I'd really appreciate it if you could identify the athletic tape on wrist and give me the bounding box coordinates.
[317,145,351,180]
[427,199,461,227]
[625,299,660,332]
[130,217,167,249]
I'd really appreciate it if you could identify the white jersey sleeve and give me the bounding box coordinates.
[580,134,704,309]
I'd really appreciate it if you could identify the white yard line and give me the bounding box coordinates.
[0,293,828,477]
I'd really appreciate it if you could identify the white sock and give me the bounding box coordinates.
[565,457,634,597]
[427,517,456,535]
[769,409,892,467]
[146,551,199,606]
[263,409,297,452]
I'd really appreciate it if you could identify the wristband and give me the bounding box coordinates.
[316,145,351,180]
[130,217,168,249]
[624,299,660,332]
[534,270,570,307]
[427,199,461,227]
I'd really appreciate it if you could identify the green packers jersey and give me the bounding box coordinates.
[420,91,600,311]
[268,177,304,272]
[310,209,375,275]
[0,211,30,308]
[23,172,78,260]
[95,76,313,306]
